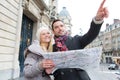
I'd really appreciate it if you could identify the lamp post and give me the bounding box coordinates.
[79,28,82,36]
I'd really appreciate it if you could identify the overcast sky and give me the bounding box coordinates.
[58,0,120,36]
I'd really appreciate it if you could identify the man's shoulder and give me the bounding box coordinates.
[67,35,81,39]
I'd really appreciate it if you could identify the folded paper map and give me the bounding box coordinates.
[42,47,102,70]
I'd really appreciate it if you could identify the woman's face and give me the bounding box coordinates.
[40,29,51,43]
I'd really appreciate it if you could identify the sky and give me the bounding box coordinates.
[58,0,120,36]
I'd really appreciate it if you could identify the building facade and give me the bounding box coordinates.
[86,19,120,64]
[59,7,72,35]
[0,0,58,79]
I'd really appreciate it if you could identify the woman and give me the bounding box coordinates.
[24,27,55,80]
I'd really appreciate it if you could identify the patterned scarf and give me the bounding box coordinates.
[54,35,68,51]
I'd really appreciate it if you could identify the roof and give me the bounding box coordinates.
[59,7,71,20]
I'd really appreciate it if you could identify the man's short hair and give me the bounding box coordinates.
[51,19,63,30]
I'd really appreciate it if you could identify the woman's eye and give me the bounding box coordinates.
[47,32,50,34]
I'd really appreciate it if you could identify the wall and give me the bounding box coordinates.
[0,0,22,79]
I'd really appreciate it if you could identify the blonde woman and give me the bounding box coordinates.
[24,27,54,80]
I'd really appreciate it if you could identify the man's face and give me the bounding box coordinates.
[52,21,66,36]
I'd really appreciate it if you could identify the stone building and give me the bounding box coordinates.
[0,0,58,79]
[59,7,72,35]
[86,19,120,64]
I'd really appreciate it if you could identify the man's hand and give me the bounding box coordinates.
[95,0,109,21]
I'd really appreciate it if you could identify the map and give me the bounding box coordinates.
[42,47,102,71]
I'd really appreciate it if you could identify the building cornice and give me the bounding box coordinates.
[33,0,49,11]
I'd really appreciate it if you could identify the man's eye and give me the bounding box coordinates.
[55,26,58,29]
[61,25,64,27]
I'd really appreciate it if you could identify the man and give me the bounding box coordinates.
[46,0,109,80]
[52,0,108,51]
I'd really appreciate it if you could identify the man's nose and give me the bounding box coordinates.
[59,26,62,30]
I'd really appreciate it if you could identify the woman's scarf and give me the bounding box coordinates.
[54,35,68,51]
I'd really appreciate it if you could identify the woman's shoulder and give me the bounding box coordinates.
[25,40,44,57]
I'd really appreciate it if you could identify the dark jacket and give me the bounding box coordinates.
[52,20,103,80]
[53,20,102,51]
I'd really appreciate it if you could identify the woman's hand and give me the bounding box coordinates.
[41,59,55,69]
[41,59,55,74]
[45,67,55,74]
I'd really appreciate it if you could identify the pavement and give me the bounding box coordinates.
[15,71,120,80]
[14,77,24,80]
[14,64,120,80]
[88,70,119,80]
